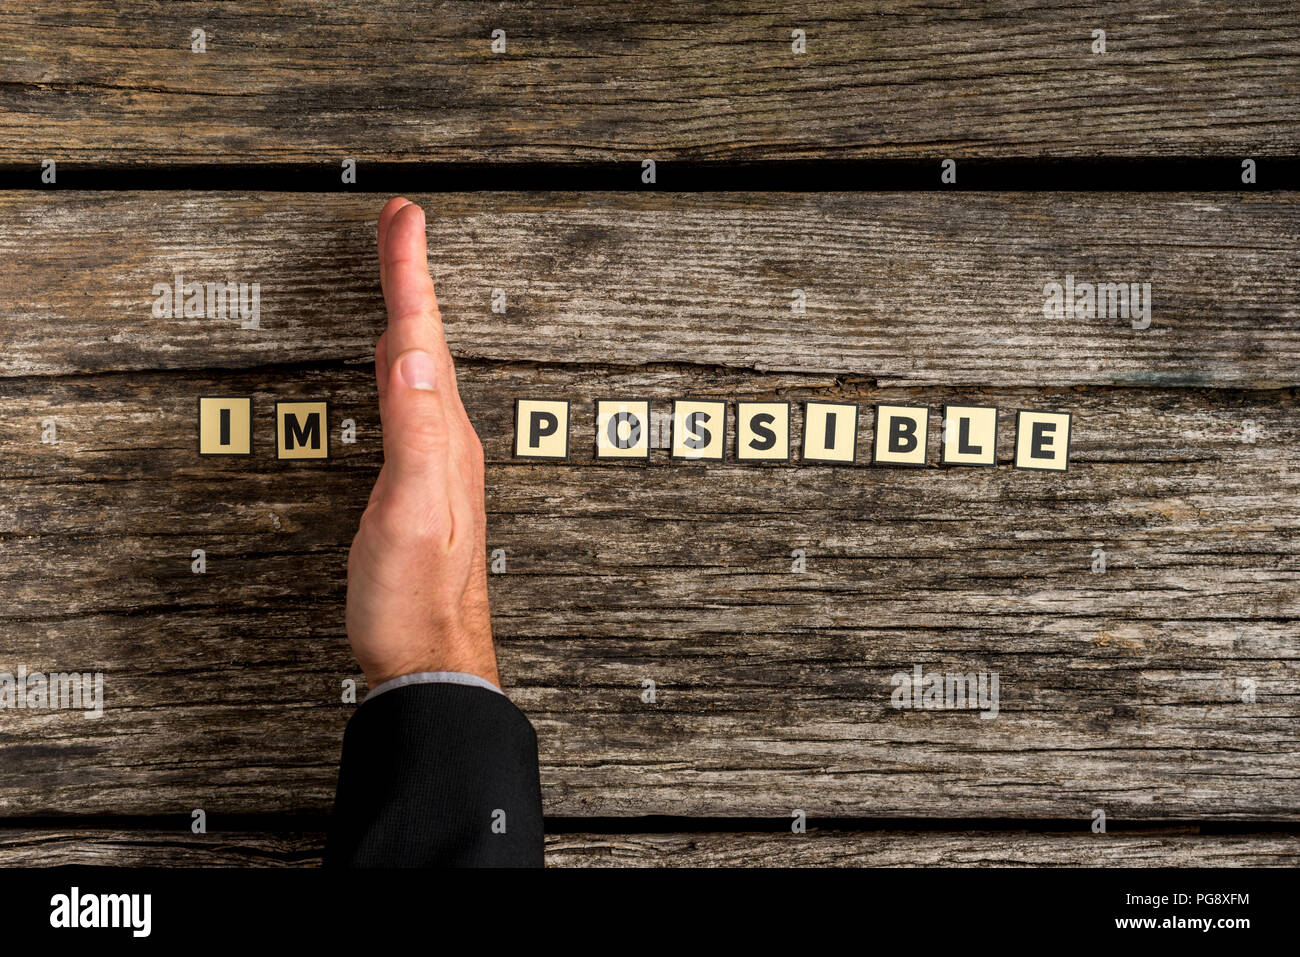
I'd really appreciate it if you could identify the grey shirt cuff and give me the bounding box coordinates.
[365,671,503,702]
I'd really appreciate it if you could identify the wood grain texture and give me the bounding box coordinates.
[0,829,325,867]
[544,828,1300,867]
[0,192,1296,387]
[2,1,1297,163]
[1,827,1295,867]
[2,363,1295,818]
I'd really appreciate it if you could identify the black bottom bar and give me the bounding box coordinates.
[2,866,1284,943]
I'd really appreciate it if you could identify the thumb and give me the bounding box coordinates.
[382,348,452,518]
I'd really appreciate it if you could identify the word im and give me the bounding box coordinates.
[50,887,151,938]
[197,397,330,459]
[514,400,1072,472]
[152,272,261,328]
[1043,274,1152,329]
[890,664,1000,719]
[0,666,103,718]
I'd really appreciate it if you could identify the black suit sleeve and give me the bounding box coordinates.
[325,682,544,867]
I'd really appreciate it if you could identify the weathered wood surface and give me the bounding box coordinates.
[544,829,1300,867]
[1,828,1294,867]
[1,193,1296,387]
[2,361,1295,817]
[0,829,326,867]
[3,2,1297,163]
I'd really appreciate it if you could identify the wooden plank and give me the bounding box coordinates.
[544,829,1300,867]
[0,827,1293,867]
[0,192,1297,387]
[2,2,1297,163]
[0,829,325,867]
[2,365,1295,817]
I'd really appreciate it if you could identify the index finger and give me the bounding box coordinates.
[380,202,455,386]
[377,196,414,292]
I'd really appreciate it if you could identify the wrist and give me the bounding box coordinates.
[364,656,499,692]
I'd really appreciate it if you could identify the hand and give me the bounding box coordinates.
[345,197,498,690]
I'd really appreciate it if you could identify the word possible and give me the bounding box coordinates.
[890,664,1000,719]
[50,887,151,938]
[515,400,1072,471]
[197,396,329,458]
[0,666,103,718]
[1043,274,1152,329]
[152,273,261,329]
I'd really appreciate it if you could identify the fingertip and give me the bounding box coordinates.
[381,196,413,220]
[384,202,428,269]
[391,200,426,236]
[377,197,414,261]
